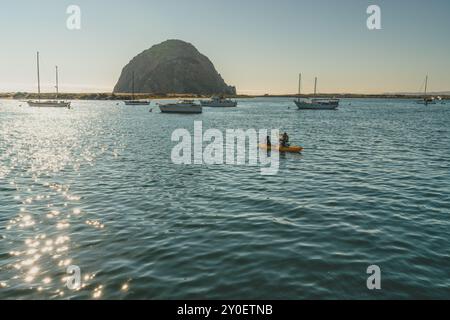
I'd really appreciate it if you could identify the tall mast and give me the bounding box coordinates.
[314,77,317,96]
[37,52,41,101]
[424,75,428,97]
[298,73,302,96]
[132,71,135,100]
[55,66,59,99]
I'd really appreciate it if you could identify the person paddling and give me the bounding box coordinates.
[280,132,290,147]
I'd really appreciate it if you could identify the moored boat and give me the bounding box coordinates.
[158,100,202,114]
[27,100,71,108]
[27,53,71,108]
[200,96,237,107]
[416,75,436,105]
[436,96,446,105]
[124,71,151,106]
[294,74,339,110]
[124,100,151,106]
[295,98,339,110]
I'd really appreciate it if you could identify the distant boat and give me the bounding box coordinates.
[416,75,436,105]
[436,96,446,105]
[200,96,237,107]
[27,52,71,108]
[159,100,202,114]
[294,74,339,110]
[124,71,151,106]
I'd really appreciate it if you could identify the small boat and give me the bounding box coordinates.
[200,96,237,107]
[294,74,339,110]
[124,100,151,106]
[259,144,303,153]
[124,72,151,106]
[27,52,71,108]
[416,75,436,105]
[158,100,203,114]
[27,100,71,108]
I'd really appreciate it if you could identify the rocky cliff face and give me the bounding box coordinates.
[113,40,236,95]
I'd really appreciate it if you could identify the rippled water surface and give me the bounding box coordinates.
[0,98,449,299]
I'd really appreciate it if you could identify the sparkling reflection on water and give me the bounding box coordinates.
[0,99,449,299]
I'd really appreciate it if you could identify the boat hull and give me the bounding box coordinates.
[200,101,237,107]
[124,100,151,106]
[295,100,339,110]
[416,100,436,105]
[259,144,303,153]
[27,101,71,108]
[159,104,203,114]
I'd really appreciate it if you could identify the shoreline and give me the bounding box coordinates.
[0,92,449,101]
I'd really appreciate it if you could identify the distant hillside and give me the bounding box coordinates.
[114,40,236,95]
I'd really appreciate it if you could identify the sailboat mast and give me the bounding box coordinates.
[298,73,302,96]
[55,66,59,99]
[314,77,317,96]
[37,52,41,101]
[424,75,428,97]
[132,71,135,100]
[298,73,302,101]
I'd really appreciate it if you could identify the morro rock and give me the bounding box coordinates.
[113,40,236,95]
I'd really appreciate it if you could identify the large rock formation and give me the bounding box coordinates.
[114,40,236,95]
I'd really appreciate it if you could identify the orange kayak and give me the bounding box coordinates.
[259,144,304,153]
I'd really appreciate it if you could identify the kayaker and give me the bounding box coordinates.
[280,132,290,147]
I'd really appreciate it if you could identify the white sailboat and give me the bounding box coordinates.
[416,75,436,105]
[294,74,339,110]
[124,71,151,106]
[27,52,71,108]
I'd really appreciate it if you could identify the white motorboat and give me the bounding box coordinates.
[294,74,339,110]
[416,75,436,105]
[200,96,237,107]
[124,71,151,106]
[159,100,203,114]
[27,53,71,108]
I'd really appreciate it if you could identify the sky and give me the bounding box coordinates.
[0,0,449,94]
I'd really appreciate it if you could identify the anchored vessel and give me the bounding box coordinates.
[27,52,71,108]
[200,96,237,107]
[416,75,436,105]
[158,100,203,114]
[294,74,339,110]
[124,72,151,106]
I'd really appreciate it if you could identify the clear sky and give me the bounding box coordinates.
[0,0,449,94]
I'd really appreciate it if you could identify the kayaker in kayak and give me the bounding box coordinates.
[280,132,290,147]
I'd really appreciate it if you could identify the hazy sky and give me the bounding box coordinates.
[0,0,449,94]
